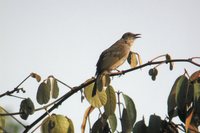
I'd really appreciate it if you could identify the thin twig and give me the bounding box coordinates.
[150,54,167,62]
[2,108,25,128]
[7,94,26,100]
[0,74,32,98]
[55,77,73,90]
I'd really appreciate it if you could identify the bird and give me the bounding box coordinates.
[92,32,141,96]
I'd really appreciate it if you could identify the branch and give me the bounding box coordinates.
[110,58,200,76]
[23,58,200,132]
[0,74,32,98]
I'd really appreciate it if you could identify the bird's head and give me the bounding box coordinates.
[122,32,141,46]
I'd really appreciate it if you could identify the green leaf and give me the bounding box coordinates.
[52,78,59,99]
[132,118,147,133]
[41,114,70,133]
[168,75,191,122]
[84,78,107,108]
[193,91,200,125]
[0,107,6,130]
[108,114,117,133]
[194,81,200,101]
[176,76,193,123]
[91,114,108,133]
[123,93,137,127]
[36,82,51,105]
[175,75,189,104]
[127,51,138,68]
[91,118,103,133]
[66,117,74,133]
[20,98,35,120]
[104,85,116,116]
[122,108,132,133]
[147,114,161,133]
[167,76,181,119]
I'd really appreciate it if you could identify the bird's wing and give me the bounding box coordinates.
[96,40,129,75]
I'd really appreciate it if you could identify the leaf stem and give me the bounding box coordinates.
[2,108,25,128]
[55,77,73,90]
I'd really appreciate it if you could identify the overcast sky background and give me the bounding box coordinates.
[0,0,200,132]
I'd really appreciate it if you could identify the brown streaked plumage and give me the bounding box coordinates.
[92,32,140,96]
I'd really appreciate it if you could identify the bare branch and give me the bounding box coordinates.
[0,74,32,98]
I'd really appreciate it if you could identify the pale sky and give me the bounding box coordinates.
[0,0,200,132]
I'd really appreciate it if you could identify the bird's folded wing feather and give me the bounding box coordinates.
[96,40,129,74]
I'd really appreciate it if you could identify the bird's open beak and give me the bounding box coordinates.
[134,34,141,38]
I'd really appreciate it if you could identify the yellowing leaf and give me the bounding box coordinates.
[47,78,51,90]
[31,72,41,82]
[190,70,200,82]
[0,107,6,130]
[41,114,70,133]
[36,82,50,105]
[137,53,142,66]
[185,109,194,133]
[84,79,107,108]
[52,78,59,99]
[127,51,138,68]
[81,106,94,133]
[104,85,116,116]
[187,124,198,133]
[66,116,74,133]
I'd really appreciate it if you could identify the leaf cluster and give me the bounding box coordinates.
[83,82,136,133]
[167,70,200,132]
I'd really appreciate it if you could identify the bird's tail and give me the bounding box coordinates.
[92,80,97,97]
[92,74,100,97]
[92,72,110,97]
